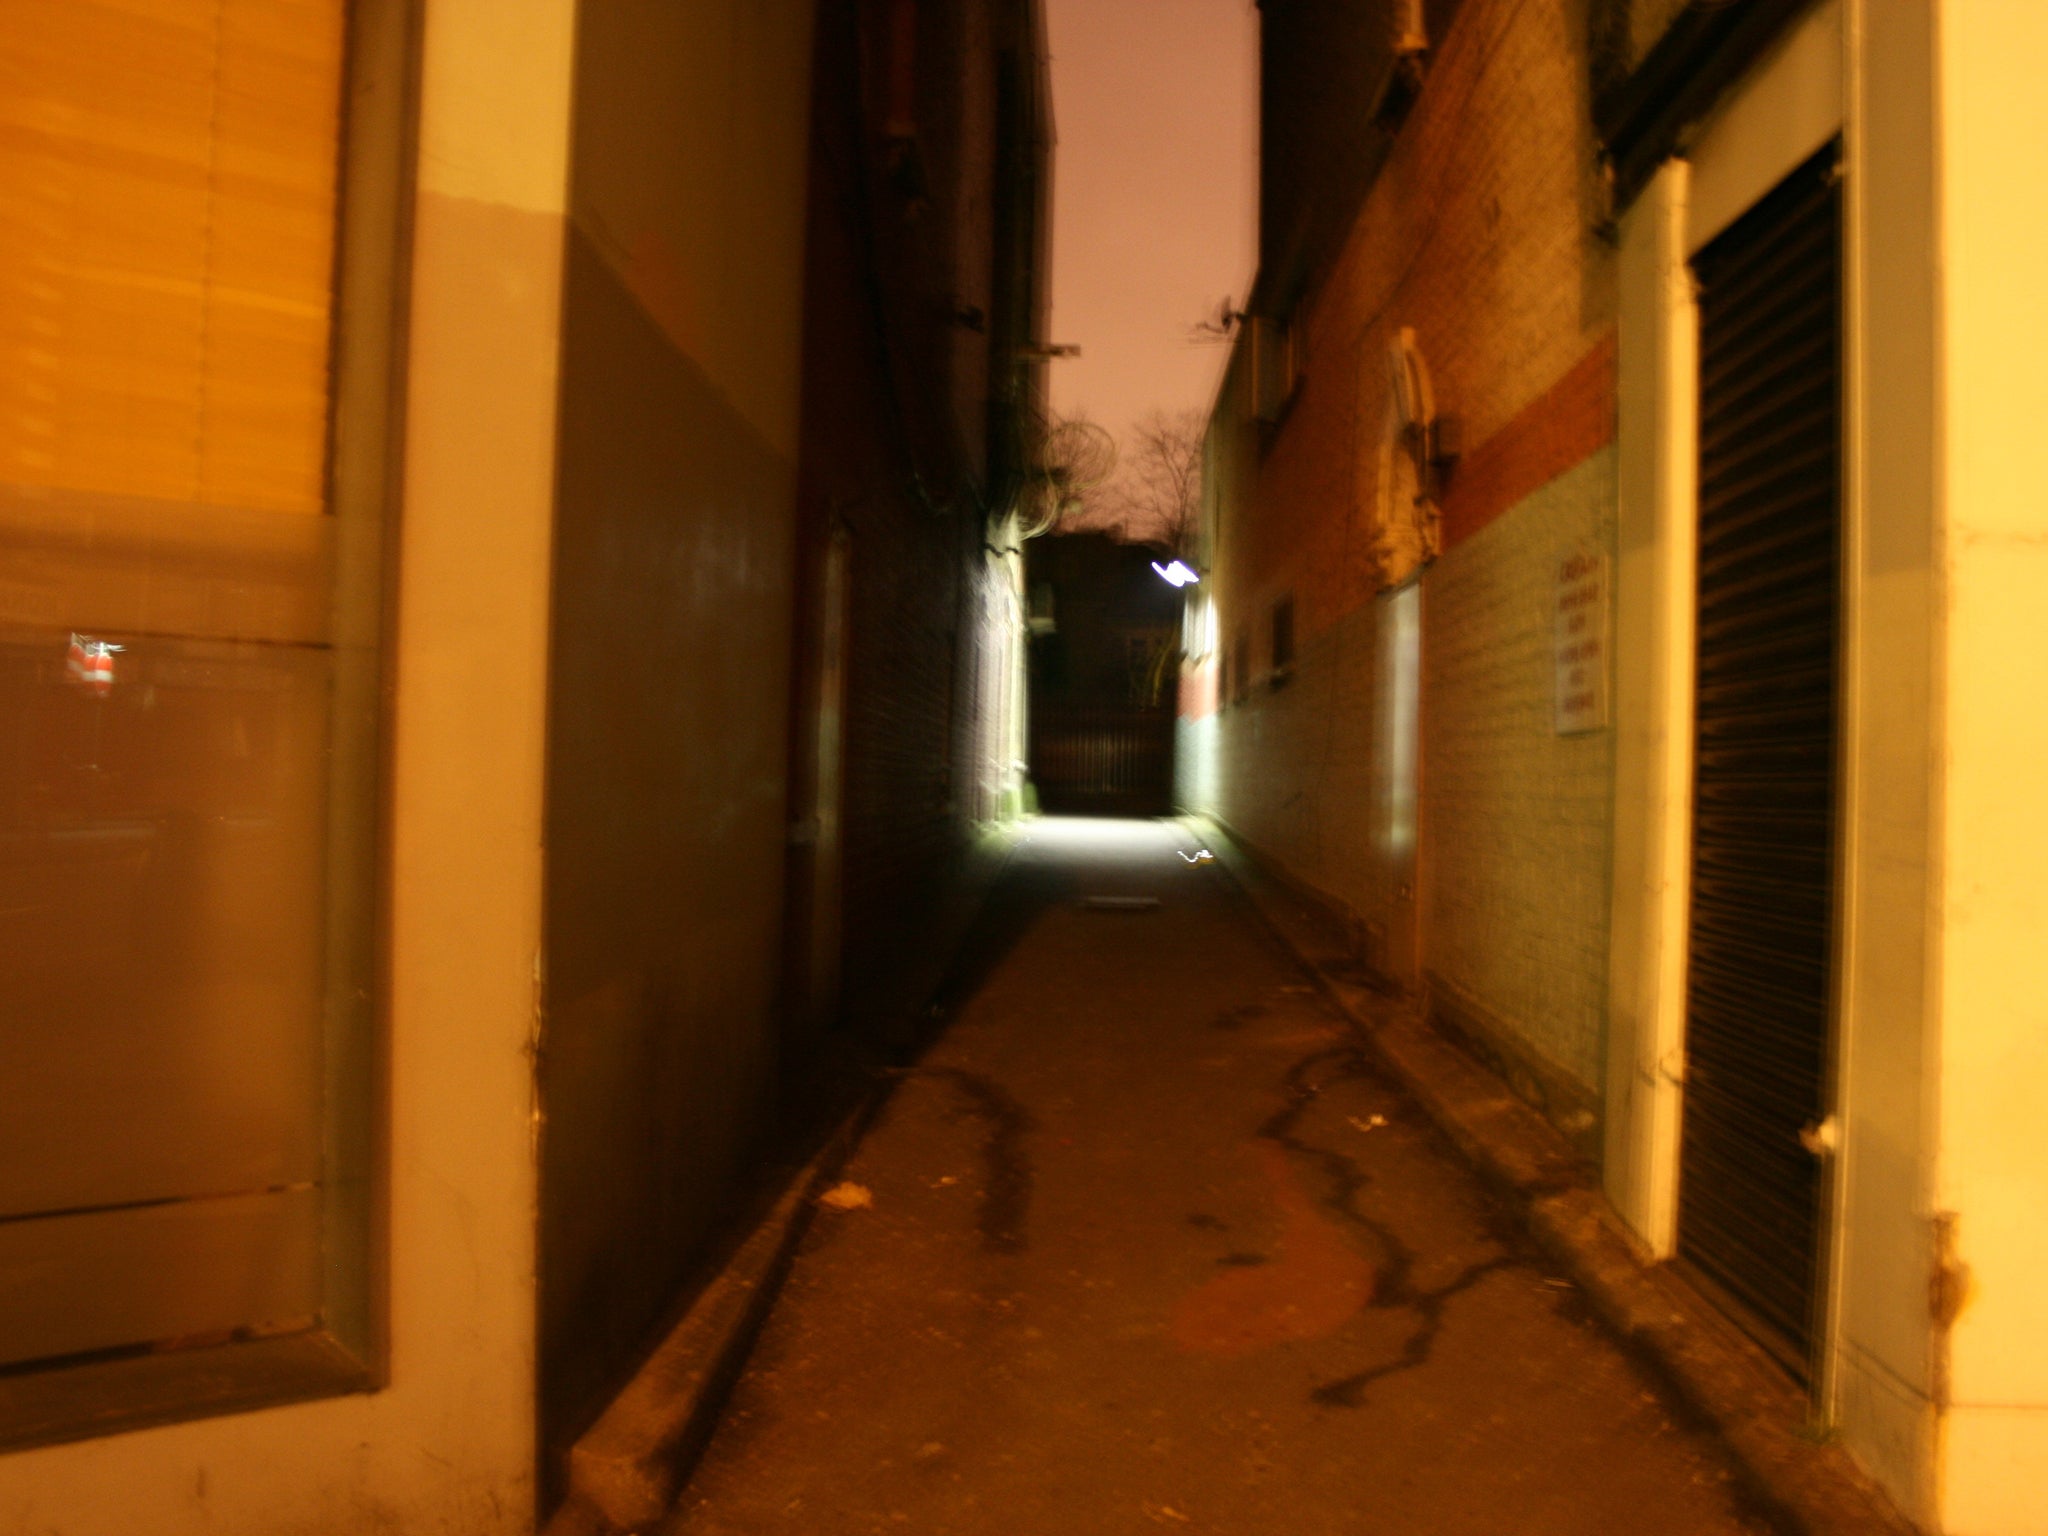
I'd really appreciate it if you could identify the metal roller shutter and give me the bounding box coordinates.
[1678,140,1842,1373]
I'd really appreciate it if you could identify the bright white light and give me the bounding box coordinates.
[1020,815,1183,860]
[1151,559,1200,587]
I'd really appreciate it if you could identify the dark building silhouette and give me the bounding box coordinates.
[1027,532,1182,816]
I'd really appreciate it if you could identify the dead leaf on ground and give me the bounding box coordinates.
[818,1182,874,1211]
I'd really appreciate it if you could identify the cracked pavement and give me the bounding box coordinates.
[667,818,1772,1535]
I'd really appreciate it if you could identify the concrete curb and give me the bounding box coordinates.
[542,823,1026,1536]
[544,1123,861,1536]
[1186,814,1917,1536]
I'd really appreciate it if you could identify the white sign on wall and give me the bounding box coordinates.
[1554,544,1609,735]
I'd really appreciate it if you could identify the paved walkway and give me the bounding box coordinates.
[666,818,1770,1536]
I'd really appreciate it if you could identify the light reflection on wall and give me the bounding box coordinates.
[1377,583,1420,858]
[1174,594,1222,820]
[1181,591,1218,663]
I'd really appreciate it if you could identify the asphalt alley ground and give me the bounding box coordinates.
[666,818,1773,1536]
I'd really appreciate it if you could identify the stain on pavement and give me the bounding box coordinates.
[917,1067,1035,1255]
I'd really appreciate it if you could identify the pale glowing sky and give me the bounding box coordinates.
[1043,0,1259,446]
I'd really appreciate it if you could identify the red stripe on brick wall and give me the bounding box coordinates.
[1437,331,1617,550]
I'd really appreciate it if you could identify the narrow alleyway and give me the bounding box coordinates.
[665,819,1771,1535]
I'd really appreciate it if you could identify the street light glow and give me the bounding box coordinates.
[1151,559,1200,587]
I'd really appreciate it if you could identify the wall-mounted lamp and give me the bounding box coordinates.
[1151,559,1200,587]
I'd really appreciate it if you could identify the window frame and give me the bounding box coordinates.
[0,0,416,1451]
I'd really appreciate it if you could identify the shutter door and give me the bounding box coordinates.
[1677,141,1842,1372]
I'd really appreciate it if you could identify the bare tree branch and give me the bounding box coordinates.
[1063,407,1204,553]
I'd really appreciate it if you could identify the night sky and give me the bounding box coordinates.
[1044,0,1257,446]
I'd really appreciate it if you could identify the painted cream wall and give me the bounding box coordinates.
[0,1,572,1530]
[1600,2,1952,1515]
[1423,450,1618,1107]
[1207,593,1388,935]
[1832,0,1943,1520]
[1927,3,2048,1529]
[1603,157,1696,1259]
[1606,4,2048,1526]
[1683,1,1841,255]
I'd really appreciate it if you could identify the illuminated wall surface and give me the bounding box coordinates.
[1185,1,2048,1531]
[0,0,351,1366]
[1190,0,1616,1123]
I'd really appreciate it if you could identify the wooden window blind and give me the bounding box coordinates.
[1,0,345,527]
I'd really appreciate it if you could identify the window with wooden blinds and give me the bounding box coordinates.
[1,0,344,524]
[0,0,382,1444]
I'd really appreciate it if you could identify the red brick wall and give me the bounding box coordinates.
[1438,331,1616,548]
[789,0,1042,1046]
[1194,0,1620,1105]
[1225,0,1617,652]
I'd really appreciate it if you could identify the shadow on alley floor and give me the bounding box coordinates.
[665,817,1772,1536]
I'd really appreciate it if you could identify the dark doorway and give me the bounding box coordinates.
[1677,141,1842,1375]
[1026,533,1181,815]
